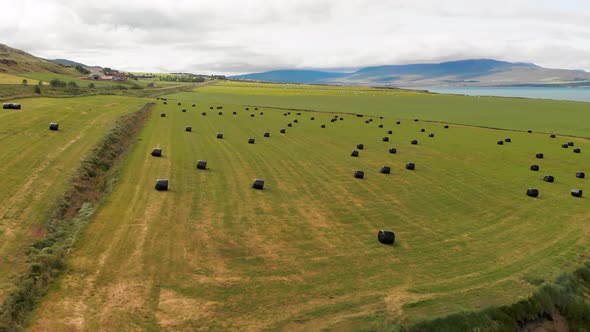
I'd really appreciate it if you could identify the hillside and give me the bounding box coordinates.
[0,44,74,75]
[49,58,101,70]
[231,59,590,87]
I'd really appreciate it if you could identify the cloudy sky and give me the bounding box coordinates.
[1,0,589,75]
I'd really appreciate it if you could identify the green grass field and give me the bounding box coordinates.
[0,96,146,304]
[26,83,589,330]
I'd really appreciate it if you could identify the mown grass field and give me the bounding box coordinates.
[28,83,589,331]
[0,73,41,85]
[0,96,146,304]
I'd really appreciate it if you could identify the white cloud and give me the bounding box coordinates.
[0,0,589,74]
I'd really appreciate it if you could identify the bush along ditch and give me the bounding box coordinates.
[0,102,154,329]
[402,261,590,331]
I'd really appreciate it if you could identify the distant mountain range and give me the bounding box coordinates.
[231,59,590,87]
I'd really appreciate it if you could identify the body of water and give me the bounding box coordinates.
[415,86,590,103]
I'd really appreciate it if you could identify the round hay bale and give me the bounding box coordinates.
[294,119,298,123]
[252,179,264,190]
[420,128,425,132]
[369,119,373,122]
[185,126,192,132]
[356,114,363,117]
[217,106,223,110]
[310,117,315,120]
[388,130,393,134]
[378,230,395,244]
[260,112,264,115]
[411,140,418,145]
[571,189,583,198]
[575,172,585,179]
[505,138,511,143]
[196,160,207,170]
[192,104,196,107]
[288,123,293,127]
[155,179,169,191]
[389,148,397,154]
[357,143,364,150]
[216,133,223,139]
[233,111,237,115]
[428,133,434,138]
[536,153,544,159]
[528,130,533,133]
[182,108,187,112]
[379,116,384,119]
[280,128,286,133]
[414,119,419,122]
[573,148,581,153]
[255,107,259,110]
[248,138,255,144]
[251,113,255,117]
[160,112,166,117]
[383,137,389,142]
[151,148,162,157]
[444,125,449,128]
[378,124,383,128]
[406,162,415,170]
[526,188,539,197]
[543,175,554,183]
[283,113,288,116]
[177,102,181,106]
[550,134,556,138]
[218,111,223,115]
[530,164,540,171]
[246,107,249,110]
[364,120,370,124]
[497,140,504,145]
[354,170,365,179]
[201,112,207,116]
[351,150,359,157]
[264,132,270,137]
[209,106,214,109]
[568,142,574,146]
[321,124,326,128]
[380,166,391,174]
[163,101,167,105]
[396,121,401,124]
[287,111,290,115]
[562,143,569,148]
[296,112,301,115]
[49,122,59,131]
[339,117,343,121]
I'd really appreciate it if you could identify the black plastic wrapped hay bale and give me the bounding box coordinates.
[530,165,539,171]
[245,107,249,110]
[264,132,270,137]
[526,188,539,197]
[217,106,223,109]
[251,113,255,117]
[192,104,196,107]
[209,106,214,110]
[310,117,315,120]
[163,101,167,105]
[378,124,383,128]
[383,137,389,142]
[444,125,449,129]
[406,162,415,170]
[562,143,569,148]
[182,108,187,112]
[196,160,207,170]
[185,126,192,132]
[379,116,384,119]
[378,230,395,245]
[576,172,585,179]
[255,107,259,110]
[389,148,397,154]
[573,148,581,153]
[160,112,166,117]
[356,114,363,117]
[294,119,298,123]
[218,111,223,115]
[260,112,264,115]
[536,153,544,159]
[497,140,504,145]
[420,128,425,132]
[351,150,359,157]
[288,123,293,127]
[283,113,288,116]
[253,179,264,190]
[380,166,391,174]
[6,103,22,110]
[364,120,369,124]
[216,133,223,139]
[357,143,364,150]
[155,179,169,191]
[49,122,59,131]
[177,102,181,106]
[339,117,343,121]
[543,175,554,183]
[396,121,401,124]
[354,170,365,179]
[233,111,237,115]
[248,138,255,144]
[369,119,373,122]
[286,111,290,115]
[280,128,286,133]
[568,142,574,146]
[296,112,301,115]
[202,112,207,116]
[411,140,418,145]
[505,138,511,143]
[388,130,393,134]
[414,119,419,122]
[550,134,556,138]
[428,133,435,138]
[151,148,162,157]
[571,189,583,198]
[321,124,326,128]
[528,130,533,133]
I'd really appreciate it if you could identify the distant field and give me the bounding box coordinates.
[17,72,146,88]
[30,89,589,330]
[0,73,41,85]
[0,96,146,304]
[168,81,590,137]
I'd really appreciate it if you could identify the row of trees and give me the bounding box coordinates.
[158,75,206,82]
